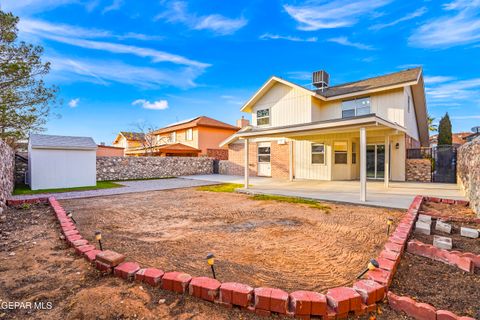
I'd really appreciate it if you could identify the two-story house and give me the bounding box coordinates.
[221,67,429,200]
[112,132,145,156]
[125,116,240,158]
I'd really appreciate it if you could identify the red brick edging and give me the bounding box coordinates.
[10,194,473,319]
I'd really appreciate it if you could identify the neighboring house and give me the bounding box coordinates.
[96,144,125,157]
[28,134,97,190]
[126,116,240,158]
[112,132,145,155]
[221,67,429,190]
[429,132,471,148]
[464,132,480,142]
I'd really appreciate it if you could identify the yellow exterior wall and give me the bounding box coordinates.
[251,82,312,127]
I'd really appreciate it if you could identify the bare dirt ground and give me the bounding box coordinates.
[421,201,476,219]
[61,188,404,292]
[0,203,269,320]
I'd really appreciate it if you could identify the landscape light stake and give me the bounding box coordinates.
[67,211,76,224]
[357,259,379,279]
[206,253,216,279]
[387,217,394,236]
[95,231,103,251]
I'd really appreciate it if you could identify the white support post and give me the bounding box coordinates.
[244,138,249,189]
[360,127,367,202]
[385,135,390,188]
[289,140,294,182]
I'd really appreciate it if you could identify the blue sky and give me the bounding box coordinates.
[3,0,480,144]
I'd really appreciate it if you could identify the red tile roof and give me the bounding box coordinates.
[152,116,239,134]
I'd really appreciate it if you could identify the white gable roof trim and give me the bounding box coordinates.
[30,134,97,150]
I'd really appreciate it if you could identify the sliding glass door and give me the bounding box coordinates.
[366,144,385,180]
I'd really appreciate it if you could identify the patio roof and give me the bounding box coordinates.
[221,114,406,146]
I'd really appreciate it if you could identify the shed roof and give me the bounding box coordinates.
[30,134,97,150]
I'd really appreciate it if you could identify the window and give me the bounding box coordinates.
[256,109,270,126]
[341,97,371,118]
[352,142,357,164]
[258,146,271,163]
[311,143,325,164]
[170,132,176,143]
[334,141,348,164]
[186,128,193,141]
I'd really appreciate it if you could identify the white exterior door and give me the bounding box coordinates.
[257,142,271,177]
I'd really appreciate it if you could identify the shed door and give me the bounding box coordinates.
[257,142,271,177]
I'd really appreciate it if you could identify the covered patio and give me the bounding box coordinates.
[184,174,465,209]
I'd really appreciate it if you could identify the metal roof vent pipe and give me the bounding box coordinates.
[312,70,329,92]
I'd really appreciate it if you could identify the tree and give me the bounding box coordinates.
[427,115,438,132]
[132,121,168,156]
[437,113,452,145]
[0,11,59,148]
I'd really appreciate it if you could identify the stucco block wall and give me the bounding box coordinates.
[96,146,125,157]
[406,159,431,182]
[97,156,214,181]
[0,139,15,211]
[457,138,480,216]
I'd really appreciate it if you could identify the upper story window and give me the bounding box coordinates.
[170,132,176,143]
[341,97,371,118]
[256,109,270,126]
[186,128,193,141]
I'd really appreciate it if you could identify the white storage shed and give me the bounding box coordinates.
[28,134,97,190]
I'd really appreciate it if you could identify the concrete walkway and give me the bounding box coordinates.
[9,178,219,201]
[184,174,466,209]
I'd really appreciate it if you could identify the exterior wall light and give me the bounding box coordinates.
[387,217,394,236]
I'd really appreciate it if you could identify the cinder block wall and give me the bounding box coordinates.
[457,138,480,216]
[0,139,15,211]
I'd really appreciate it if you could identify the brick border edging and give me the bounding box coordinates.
[407,239,479,272]
[9,194,441,318]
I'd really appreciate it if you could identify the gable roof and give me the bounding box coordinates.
[316,67,422,98]
[120,132,145,141]
[30,134,97,150]
[152,116,239,134]
[240,67,422,112]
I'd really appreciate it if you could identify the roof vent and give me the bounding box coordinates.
[312,70,329,91]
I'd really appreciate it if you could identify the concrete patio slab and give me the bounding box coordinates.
[183,174,466,209]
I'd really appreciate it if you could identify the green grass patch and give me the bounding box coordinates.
[196,183,244,193]
[251,194,331,212]
[13,181,124,195]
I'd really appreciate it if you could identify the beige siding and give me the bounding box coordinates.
[251,82,312,127]
[294,139,331,180]
[404,86,420,141]
[371,89,405,126]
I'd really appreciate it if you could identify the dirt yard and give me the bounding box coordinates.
[61,188,403,292]
[0,203,267,320]
[389,253,480,318]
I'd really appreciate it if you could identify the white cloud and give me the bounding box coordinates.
[409,1,480,48]
[283,0,392,31]
[102,0,124,14]
[68,98,80,108]
[285,71,312,81]
[220,95,243,105]
[451,115,480,120]
[328,36,375,50]
[47,56,204,89]
[259,33,317,42]
[370,7,427,30]
[1,0,78,15]
[157,1,247,35]
[424,76,456,84]
[18,19,209,69]
[132,99,169,110]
